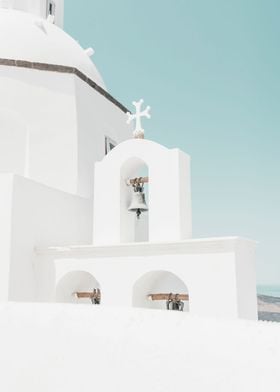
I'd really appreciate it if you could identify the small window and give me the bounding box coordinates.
[105,136,117,155]
[46,0,56,16]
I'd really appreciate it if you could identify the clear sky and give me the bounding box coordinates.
[64,0,280,284]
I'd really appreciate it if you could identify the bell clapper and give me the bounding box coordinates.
[136,208,141,219]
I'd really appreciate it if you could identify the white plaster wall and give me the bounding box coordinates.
[74,78,131,198]
[36,238,256,320]
[8,175,92,302]
[0,67,78,194]
[0,0,41,14]
[0,9,104,85]
[93,139,192,245]
[235,240,258,319]
[51,252,238,318]
[0,174,14,301]
[0,0,64,27]
[135,211,149,242]
[0,67,130,198]
[0,109,28,176]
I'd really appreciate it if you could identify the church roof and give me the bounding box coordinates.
[0,9,106,90]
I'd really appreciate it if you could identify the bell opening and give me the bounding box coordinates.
[120,158,149,243]
[128,180,149,220]
[132,271,190,312]
[55,271,101,305]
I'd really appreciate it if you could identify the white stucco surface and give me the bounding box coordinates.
[0,174,13,301]
[93,139,192,244]
[0,67,131,196]
[0,8,105,87]
[0,0,64,28]
[0,1,257,326]
[36,237,258,320]
[0,174,93,301]
[74,78,132,197]
[0,303,278,392]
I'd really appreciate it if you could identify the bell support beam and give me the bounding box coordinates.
[127,176,149,185]
[148,293,189,301]
[74,291,101,300]
[74,292,188,301]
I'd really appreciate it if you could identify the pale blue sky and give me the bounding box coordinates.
[65,0,280,284]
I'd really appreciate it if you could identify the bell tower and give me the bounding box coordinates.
[93,138,192,245]
[93,100,192,245]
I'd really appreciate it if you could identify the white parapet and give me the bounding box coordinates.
[35,236,258,320]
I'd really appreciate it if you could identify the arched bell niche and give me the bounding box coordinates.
[132,270,190,312]
[120,157,149,243]
[56,271,101,305]
[93,139,191,245]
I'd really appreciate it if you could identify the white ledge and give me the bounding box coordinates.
[35,237,256,258]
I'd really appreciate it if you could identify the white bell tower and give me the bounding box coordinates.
[93,100,192,245]
[93,138,192,245]
[0,0,64,28]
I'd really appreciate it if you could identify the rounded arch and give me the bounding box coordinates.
[120,156,148,179]
[93,137,191,245]
[56,270,101,305]
[102,139,169,167]
[133,270,189,312]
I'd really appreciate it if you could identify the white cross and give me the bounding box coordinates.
[127,99,151,139]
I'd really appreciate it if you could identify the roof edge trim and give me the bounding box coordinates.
[0,57,129,113]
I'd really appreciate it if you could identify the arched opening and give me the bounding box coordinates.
[120,157,149,243]
[133,270,189,312]
[56,271,101,305]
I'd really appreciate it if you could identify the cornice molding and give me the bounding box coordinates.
[0,58,129,113]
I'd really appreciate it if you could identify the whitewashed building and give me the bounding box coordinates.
[0,0,257,320]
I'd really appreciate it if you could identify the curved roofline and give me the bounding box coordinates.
[101,138,170,164]
[0,57,129,114]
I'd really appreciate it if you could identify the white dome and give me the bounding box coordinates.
[0,9,107,90]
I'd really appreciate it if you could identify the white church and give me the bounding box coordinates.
[0,0,258,320]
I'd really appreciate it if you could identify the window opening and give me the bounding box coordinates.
[46,0,56,16]
[105,136,117,155]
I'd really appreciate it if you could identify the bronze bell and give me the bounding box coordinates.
[166,293,184,312]
[128,182,148,219]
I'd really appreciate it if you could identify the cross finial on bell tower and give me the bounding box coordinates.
[127,99,151,139]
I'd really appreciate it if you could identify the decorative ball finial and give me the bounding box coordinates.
[126,99,151,139]
[84,48,95,57]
